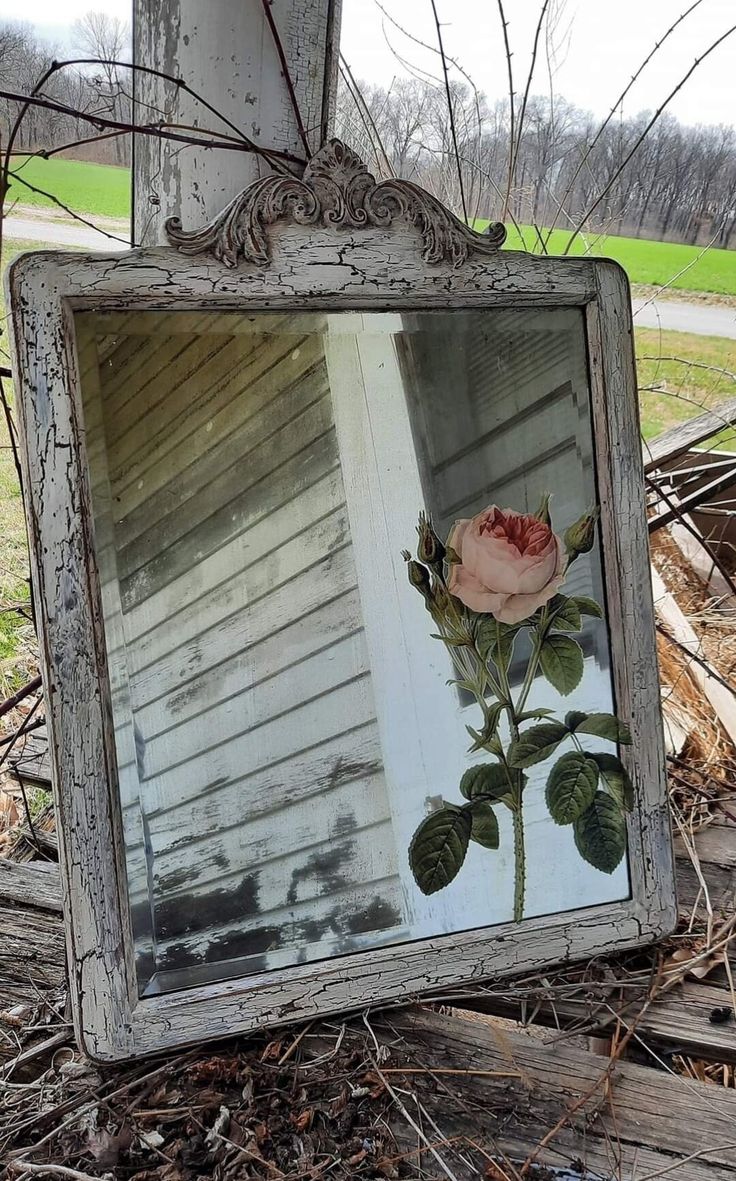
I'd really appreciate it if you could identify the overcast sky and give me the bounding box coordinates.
[1,0,734,129]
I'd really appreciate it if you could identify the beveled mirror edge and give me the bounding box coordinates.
[5,231,676,1063]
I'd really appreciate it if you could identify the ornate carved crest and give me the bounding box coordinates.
[165,138,506,269]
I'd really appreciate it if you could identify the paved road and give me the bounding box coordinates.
[4,214,130,251]
[633,296,736,340]
[5,215,736,340]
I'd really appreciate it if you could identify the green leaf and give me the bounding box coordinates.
[431,633,469,647]
[539,635,584,696]
[460,763,511,802]
[590,753,635,812]
[573,712,632,745]
[572,596,603,619]
[476,618,519,667]
[468,801,500,848]
[508,722,568,768]
[573,793,627,873]
[548,595,582,633]
[466,701,504,753]
[546,752,599,825]
[565,710,588,730]
[517,707,556,723]
[409,807,472,895]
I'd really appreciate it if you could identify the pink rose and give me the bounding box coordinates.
[447,506,567,625]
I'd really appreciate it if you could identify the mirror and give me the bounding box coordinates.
[75,306,629,999]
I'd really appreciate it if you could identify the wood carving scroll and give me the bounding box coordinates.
[165,138,507,269]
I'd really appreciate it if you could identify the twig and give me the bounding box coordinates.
[0,90,301,169]
[544,0,705,242]
[0,372,24,497]
[428,0,468,223]
[639,356,736,384]
[564,21,736,251]
[6,172,130,245]
[6,1163,106,1181]
[646,475,736,597]
[381,1067,522,1078]
[509,1,551,209]
[339,57,394,176]
[260,0,312,156]
[519,997,655,1176]
[656,622,736,697]
[495,0,515,220]
[0,676,42,721]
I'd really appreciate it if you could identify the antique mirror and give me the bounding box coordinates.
[6,141,675,1061]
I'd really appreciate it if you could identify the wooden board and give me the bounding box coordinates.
[383,1006,736,1180]
[644,395,736,471]
[0,857,61,912]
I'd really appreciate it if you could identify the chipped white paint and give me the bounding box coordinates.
[133,0,342,244]
[5,161,676,1059]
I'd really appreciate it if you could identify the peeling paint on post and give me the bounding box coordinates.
[132,0,342,243]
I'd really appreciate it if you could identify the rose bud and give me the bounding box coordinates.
[447,505,566,625]
[404,555,433,602]
[564,507,599,560]
[416,511,446,570]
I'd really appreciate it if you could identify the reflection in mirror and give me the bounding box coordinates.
[74,307,629,997]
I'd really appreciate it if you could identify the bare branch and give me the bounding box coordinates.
[429,0,468,222]
[564,22,736,251]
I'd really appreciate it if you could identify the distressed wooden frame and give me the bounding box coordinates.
[6,144,675,1062]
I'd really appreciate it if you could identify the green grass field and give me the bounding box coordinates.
[477,221,736,297]
[4,156,736,295]
[635,328,736,443]
[8,155,130,220]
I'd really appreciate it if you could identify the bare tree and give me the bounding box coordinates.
[72,10,132,164]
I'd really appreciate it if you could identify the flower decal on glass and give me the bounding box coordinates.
[403,500,632,922]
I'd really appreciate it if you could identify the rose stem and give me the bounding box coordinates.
[492,619,527,923]
[512,804,526,924]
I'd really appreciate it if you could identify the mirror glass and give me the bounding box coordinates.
[75,307,630,997]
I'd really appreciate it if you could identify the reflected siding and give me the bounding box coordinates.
[78,314,404,986]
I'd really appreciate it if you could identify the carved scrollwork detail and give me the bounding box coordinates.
[165,138,506,269]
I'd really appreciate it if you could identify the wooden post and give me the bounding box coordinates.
[132,0,341,243]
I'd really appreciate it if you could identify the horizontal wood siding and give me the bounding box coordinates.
[400,308,610,677]
[77,312,403,987]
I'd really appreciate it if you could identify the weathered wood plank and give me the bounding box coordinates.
[0,858,61,913]
[0,903,66,1009]
[644,395,736,471]
[385,1007,736,1175]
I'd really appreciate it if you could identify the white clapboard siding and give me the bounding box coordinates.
[121,717,385,891]
[127,630,371,784]
[145,823,399,936]
[130,717,382,828]
[121,423,339,611]
[121,673,378,816]
[104,324,321,508]
[145,769,392,899]
[127,584,364,738]
[117,392,335,589]
[113,512,353,709]
[77,312,402,987]
[128,822,402,974]
[399,308,605,669]
[148,868,406,983]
